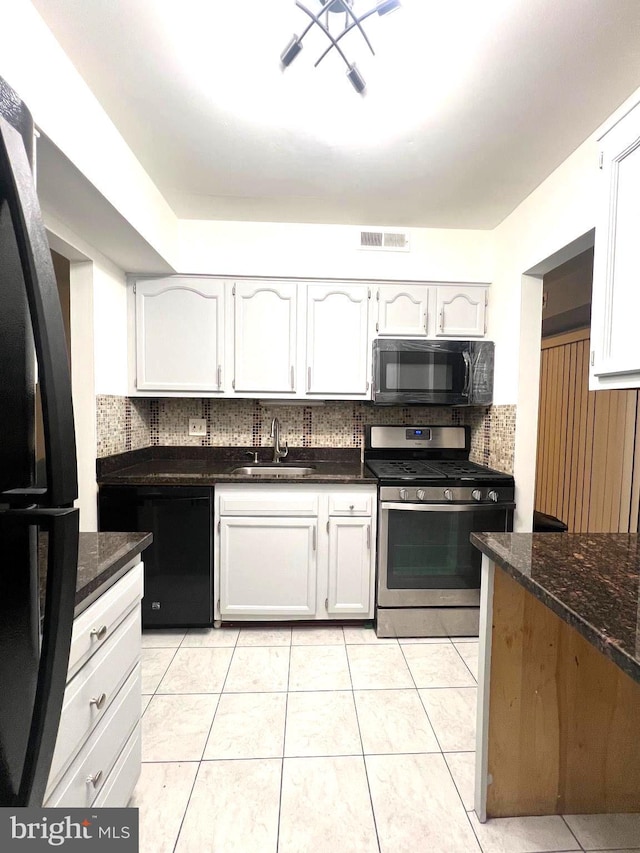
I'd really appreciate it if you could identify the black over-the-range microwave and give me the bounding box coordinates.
[372,339,494,406]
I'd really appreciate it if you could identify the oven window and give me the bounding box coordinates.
[379,350,466,394]
[385,507,509,590]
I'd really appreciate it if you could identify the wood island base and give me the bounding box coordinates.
[475,556,640,821]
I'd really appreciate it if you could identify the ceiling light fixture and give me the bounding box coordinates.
[280,0,401,94]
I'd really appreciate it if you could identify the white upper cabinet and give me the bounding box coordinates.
[135,278,225,392]
[376,284,430,337]
[233,281,297,394]
[591,101,640,389]
[306,284,370,397]
[133,277,489,396]
[435,285,487,337]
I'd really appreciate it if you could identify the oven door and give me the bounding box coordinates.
[377,502,514,607]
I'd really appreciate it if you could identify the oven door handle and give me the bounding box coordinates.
[381,502,516,512]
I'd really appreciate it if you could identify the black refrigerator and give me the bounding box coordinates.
[0,77,80,806]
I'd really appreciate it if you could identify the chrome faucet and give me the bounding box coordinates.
[270,417,288,463]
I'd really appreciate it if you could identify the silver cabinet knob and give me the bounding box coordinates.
[90,625,108,641]
[86,770,103,788]
[488,490,499,502]
[90,693,107,710]
[349,504,355,511]
[399,488,409,501]
[416,488,426,501]
[444,489,453,501]
[472,489,482,502]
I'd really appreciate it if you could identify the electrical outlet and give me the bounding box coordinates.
[188,418,207,436]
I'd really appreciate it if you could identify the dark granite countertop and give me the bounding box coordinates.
[40,531,152,619]
[75,532,153,615]
[471,532,640,684]
[97,446,376,486]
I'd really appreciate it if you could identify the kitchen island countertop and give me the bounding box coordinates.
[471,531,640,820]
[471,531,640,683]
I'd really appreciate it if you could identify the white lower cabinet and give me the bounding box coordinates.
[220,517,317,617]
[45,561,144,807]
[327,517,372,616]
[215,485,376,622]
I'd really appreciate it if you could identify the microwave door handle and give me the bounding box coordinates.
[0,116,78,508]
[462,351,472,397]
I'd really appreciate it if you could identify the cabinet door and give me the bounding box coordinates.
[377,284,430,337]
[136,278,224,391]
[435,286,487,337]
[306,284,370,396]
[219,517,316,617]
[327,517,373,617]
[233,281,297,393]
[591,101,640,387]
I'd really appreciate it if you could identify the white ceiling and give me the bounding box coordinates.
[32,0,640,229]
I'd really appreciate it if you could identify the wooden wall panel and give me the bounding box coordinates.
[535,328,640,533]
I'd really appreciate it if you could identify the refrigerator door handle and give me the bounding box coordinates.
[0,116,77,508]
[0,506,79,805]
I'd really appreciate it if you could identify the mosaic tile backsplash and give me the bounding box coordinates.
[96,396,517,474]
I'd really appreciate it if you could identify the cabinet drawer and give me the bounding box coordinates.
[329,492,373,516]
[93,724,141,808]
[69,563,143,679]
[45,664,141,808]
[218,491,318,516]
[49,607,141,790]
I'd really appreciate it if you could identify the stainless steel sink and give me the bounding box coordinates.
[229,465,316,476]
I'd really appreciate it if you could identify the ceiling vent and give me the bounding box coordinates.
[359,229,410,252]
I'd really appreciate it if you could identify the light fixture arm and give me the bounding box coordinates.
[313,6,378,68]
[293,1,353,73]
[335,2,376,57]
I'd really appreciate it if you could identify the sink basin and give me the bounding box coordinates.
[229,465,316,476]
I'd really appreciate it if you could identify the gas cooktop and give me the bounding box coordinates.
[364,424,514,488]
[365,458,512,482]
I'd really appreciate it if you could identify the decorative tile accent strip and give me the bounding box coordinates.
[96,396,516,473]
[487,404,516,474]
[129,398,151,451]
[96,395,127,457]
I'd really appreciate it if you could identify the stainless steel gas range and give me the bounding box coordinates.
[364,425,515,638]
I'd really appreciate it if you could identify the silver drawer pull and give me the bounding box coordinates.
[90,693,107,710]
[90,625,108,641]
[86,770,103,788]
[349,504,355,511]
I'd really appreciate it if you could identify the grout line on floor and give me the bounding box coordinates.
[276,636,294,852]
[397,642,446,756]
[345,640,382,853]
[167,629,239,852]
[451,640,478,684]
[559,814,586,852]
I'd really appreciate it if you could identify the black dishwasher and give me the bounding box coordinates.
[99,486,213,628]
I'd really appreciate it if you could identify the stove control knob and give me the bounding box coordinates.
[444,488,453,502]
[472,489,482,502]
[416,488,426,501]
[488,490,499,503]
[399,488,409,501]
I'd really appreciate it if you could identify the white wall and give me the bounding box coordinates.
[491,85,640,530]
[177,220,495,282]
[45,212,130,530]
[3,0,178,269]
[93,267,129,396]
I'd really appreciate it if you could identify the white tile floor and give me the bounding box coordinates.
[131,625,640,853]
